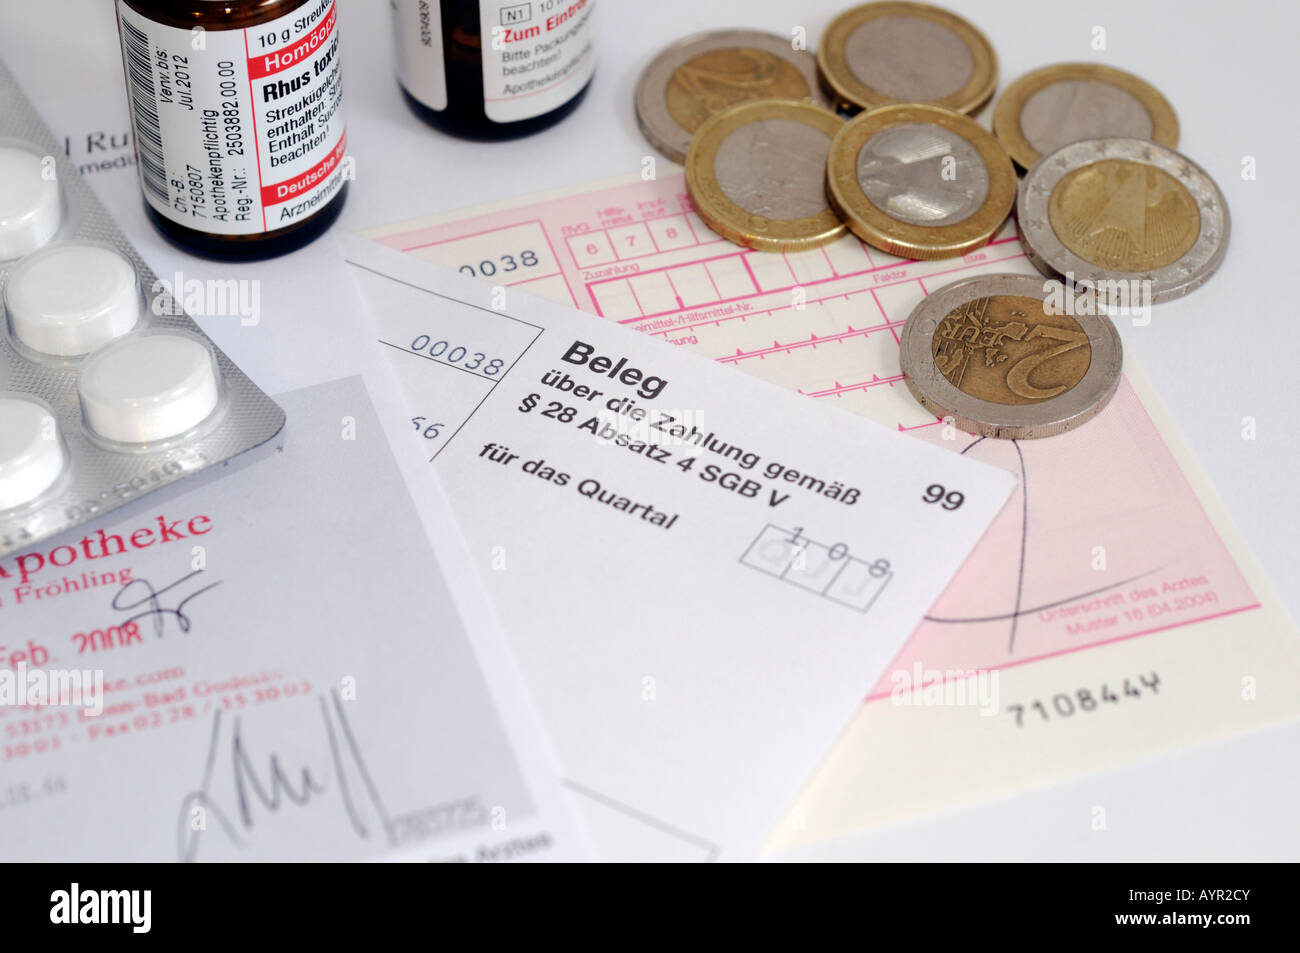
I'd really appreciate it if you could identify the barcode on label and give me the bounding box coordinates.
[119,17,167,203]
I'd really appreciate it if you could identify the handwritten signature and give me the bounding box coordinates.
[176,689,394,862]
[112,569,221,639]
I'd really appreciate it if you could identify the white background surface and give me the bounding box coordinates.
[1,0,1297,859]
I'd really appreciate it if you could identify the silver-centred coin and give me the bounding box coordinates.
[1017,138,1229,304]
[714,118,834,221]
[843,14,973,101]
[993,63,1179,170]
[1018,81,1153,158]
[899,272,1123,439]
[855,121,990,226]
[826,103,1016,259]
[686,99,846,251]
[634,30,829,165]
[818,3,997,115]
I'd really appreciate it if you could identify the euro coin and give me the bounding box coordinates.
[826,103,1015,259]
[899,273,1123,439]
[685,99,847,251]
[817,2,996,115]
[1017,138,1229,304]
[994,63,1179,171]
[635,29,829,165]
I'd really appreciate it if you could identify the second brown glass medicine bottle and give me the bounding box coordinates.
[394,0,595,140]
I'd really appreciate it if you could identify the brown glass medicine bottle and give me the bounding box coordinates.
[394,0,596,140]
[115,0,348,259]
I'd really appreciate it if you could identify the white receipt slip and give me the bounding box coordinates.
[341,234,1017,860]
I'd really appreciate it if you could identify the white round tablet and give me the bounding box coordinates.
[78,333,221,444]
[5,242,140,356]
[0,145,62,260]
[0,395,66,510]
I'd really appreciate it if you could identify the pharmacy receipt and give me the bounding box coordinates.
[0,240,588,863]
[343,234,1016,860]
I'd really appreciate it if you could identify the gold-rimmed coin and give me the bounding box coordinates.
[635,30,830,165]
[826,103,1015,259]
[817,2,997,115]
[686,99,846,252]
[994,63,1179,170]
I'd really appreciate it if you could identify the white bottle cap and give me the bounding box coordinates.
[78,332,221,444]
[5,242,140,356]
[0,145,61,260]
[0,395,66,510]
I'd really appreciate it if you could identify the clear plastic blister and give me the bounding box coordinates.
[0,57,285,557]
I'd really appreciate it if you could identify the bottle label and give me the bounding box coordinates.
[116,0,347,236]
[394,0,448,111]
[479,0,595,123]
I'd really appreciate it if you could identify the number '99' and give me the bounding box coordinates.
[923,484,964,510]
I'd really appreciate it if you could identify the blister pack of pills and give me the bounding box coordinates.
[0,57,285,558]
